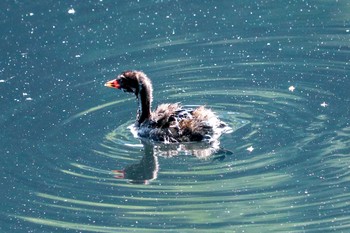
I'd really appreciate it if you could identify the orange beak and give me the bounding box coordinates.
[104,79,120,89]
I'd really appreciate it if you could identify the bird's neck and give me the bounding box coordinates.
[137,78,153,125]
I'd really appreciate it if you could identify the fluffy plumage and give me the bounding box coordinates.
[105,71,229,143]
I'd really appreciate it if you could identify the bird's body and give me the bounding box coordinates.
[105,71,229,143]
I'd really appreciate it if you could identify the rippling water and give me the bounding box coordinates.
[1,1,350,232]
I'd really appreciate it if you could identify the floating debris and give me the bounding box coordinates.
[246,146,254,152]
[21,52,28,58]
[288,85,295,92]
[68,8,76,14]
[320,102,328,107]
[0,76,15,83]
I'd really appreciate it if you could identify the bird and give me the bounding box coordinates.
[105,70,230,143]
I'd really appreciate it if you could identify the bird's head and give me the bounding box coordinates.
[105,70,139,94]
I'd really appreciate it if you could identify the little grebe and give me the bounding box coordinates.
[105,71,229,143]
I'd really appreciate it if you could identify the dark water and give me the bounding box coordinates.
[1,0,350,232]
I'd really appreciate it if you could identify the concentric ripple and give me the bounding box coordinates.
[9,57,349,232]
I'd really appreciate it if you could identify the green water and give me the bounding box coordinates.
[1,1,350,232]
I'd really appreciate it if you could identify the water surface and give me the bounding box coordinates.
[1,0,350,232]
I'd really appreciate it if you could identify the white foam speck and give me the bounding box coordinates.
[288,85,295,92]
[68,8,76,14]
[246,146,254,152]
[320,102,328,107]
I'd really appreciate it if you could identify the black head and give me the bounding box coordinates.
[105,70,153,110]
[105,71,139,94]
[105,70,153,124]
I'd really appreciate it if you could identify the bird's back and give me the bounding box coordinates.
[137,103,228,143]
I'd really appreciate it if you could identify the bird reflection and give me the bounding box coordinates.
[112,140,232,184]
[113,141,159,185]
